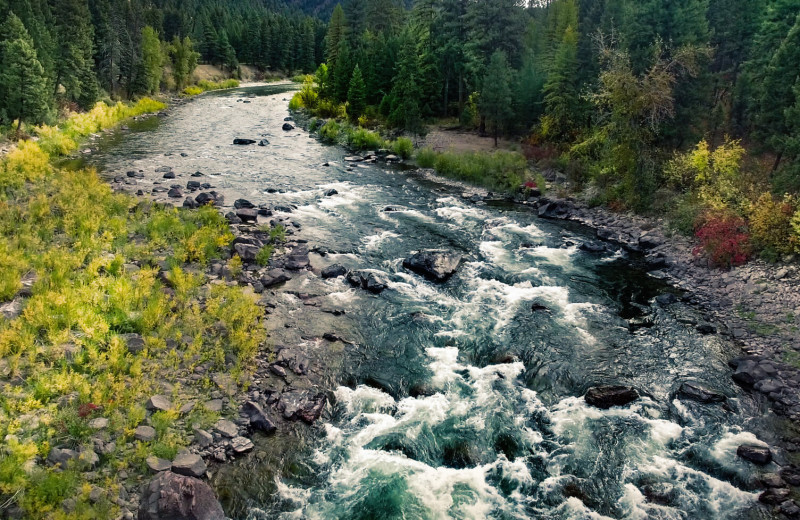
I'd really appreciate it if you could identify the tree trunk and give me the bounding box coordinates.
[771,150,784,173]
[443,76,449,118]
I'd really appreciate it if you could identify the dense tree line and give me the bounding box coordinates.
[317,0,800,207]
[0,0,326,131]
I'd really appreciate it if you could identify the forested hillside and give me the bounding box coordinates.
[291,0,800,264]
[0,0,326,130]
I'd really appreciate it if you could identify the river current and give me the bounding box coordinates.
[86,84,778,519]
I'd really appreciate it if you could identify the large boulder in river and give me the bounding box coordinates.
[402,250,462,282]
[282,123,295,131]
[737,444,772,465]
[584,385,639,409]
[233,138,256,145]
[537,199,572,219]
[321,264,347,279]
[138,471,224,520]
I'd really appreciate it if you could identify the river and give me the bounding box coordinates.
[85,84,779,519]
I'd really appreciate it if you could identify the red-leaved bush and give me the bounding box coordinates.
[693,213,751,267]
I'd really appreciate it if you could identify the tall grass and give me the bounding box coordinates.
[183,79,240,96]
[415,148,532,193]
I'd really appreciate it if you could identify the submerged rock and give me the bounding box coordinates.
[402,250,462,282]
[584,385,639,409]
[321,264,347,279]
[282,123,295,131]
[138,471,224,520]
[677,382,726,404]
[233,138,256,145]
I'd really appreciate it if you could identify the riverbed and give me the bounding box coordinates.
[85,84,782,519]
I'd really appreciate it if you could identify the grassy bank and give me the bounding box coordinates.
[0,100,266,519]
[183,79,241,97]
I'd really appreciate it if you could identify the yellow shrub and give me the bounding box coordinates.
[749,193,796,257]
[1,141,51,188]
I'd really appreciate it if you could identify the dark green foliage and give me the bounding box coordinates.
[0,13,50,129]
[347,64,366,121]
[480,51,513,147]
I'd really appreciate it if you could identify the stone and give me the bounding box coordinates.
[0,299,23,320]
[321,264,347,279]
[249,413,277,434]
[732,360,767,388]
[677,382,726,404]
[234,199,255,209]
[163,171,176,179]
[278,391,327,424]
[236,208,258,223]
[537,199,571,219]
[346,270,388,294]
[584,386,639,409]
[282,123,294,131]
[781,467,800,486]
[234,243,260,263]
[186,181,201,191]
[171,453,207,478]
[146,456,172,473]
[271,364,287,377]
[147,395,172,412]
[638,233,663,249]
[214,419,238,438]
[695,322,717,334]
[138,471,224,520]
[135,426,157,442]
[261,268,291,287]
[231,436,254,454]
[193,428,213,448]
[737,444,772,465]
[233,138,257,145]
[402,250,462,282]
[121,333,146,354]
[168,187,183,198]
[324,188,338,197]
[88,417,110,430]
[204,399,223,412]
[655,293,678,305]
[195,192,218,206]
[258,139,270,146]
[183,197,199,209]
[78,448,99,468]
[759,488,790,505]
[761,473,785,488]
[48,447,79,467]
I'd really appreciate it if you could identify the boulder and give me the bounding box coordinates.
[324,188,338,197]
[147,395,172,412]
[677,382,726,404]
[138,471,224,520]
[278,391,327,423]
[48,447,79,467]
[183,197,199,209]
[737,444,771,465]
[121,333,146,354]
[163,171,176,179]
[655,293,678,305]
[186,181,201,191]
[193,428,213,448]
[146,456,172,473]
[234,243,260,263]
[346,270,388,294]
[127,170,144,178]
[236,208,258,223]
[537,199,571,219]
[195,193,218,206]
[214,419,238,438]
[282,123,294,131]
[759,488,790,505]
[402,250,462,282]
[258,139,270,146]
[638,233,663,250]
[285,248,310,270]
[261,268,291,287]
[226,212,242,225]
[732,360,767,388]
[584,385,639,409]
[231,436,254,454]
[234,199,255,209]
[321,264,347,279]
[168,188,183,198]
[233,138,256,145]
[135,425,157,442]
[695,322,717,334]
[171,453,207,478]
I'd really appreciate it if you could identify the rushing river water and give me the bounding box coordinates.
[87,84,780,519]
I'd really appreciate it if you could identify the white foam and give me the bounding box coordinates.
[361,231,401,252]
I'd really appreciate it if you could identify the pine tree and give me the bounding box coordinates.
[541,25,579,141]
[333,37,353,102]
[480,50,513,147]
[141,25,163,94]
[0,15,50,132]
[52,0,95,104]
[216,29,237,71]
[347,63,366,121]
[389,29,423,135]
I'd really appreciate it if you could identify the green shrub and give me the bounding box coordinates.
[255,245,274,267]
[347,127,384,151]
[391,137,414,159]
[415,147,436,168]
[288,92,304,111]
[319,120,342,144]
